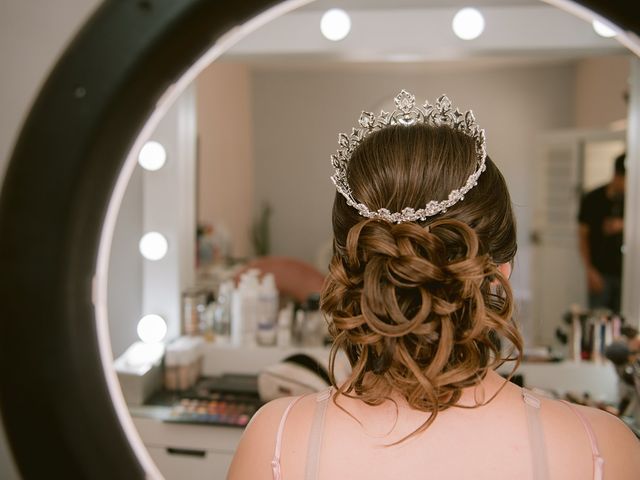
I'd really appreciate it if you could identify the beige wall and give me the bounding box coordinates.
[196,57,628,344]
[196,63,254,259]
[575,54,631,129]
[195,56,631,270]
[251,62,577,286]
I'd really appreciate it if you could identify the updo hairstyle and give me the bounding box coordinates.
[321,124,523,439]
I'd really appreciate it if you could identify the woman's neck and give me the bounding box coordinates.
[339,368,514,411]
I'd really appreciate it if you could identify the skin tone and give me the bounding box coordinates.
[228,260,640,479]
[228,373,640,479]
[578,173,625,294]
[497,262,511,281]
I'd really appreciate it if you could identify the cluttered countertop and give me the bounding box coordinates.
[128,373,262,428]
[117,266,640,437]
[121,339,628,426]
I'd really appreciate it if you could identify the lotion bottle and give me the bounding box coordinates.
[256,273,279,346]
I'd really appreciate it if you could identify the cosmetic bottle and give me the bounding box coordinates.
[256,273,279,346]
[182,288,207,336]
[231,269,260,346]
[213,280,233,341]
[276,303,293,347]
[302,293,324,347]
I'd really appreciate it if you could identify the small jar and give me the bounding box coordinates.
[276,306,292,347]
[164,336,204,391]
[182,289,207,336]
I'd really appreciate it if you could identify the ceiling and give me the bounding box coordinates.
[298,0,540,10]
[223,0,626,66]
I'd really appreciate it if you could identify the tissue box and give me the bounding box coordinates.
[114,342,164,406]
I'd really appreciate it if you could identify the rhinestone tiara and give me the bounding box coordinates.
[330,90,487,224]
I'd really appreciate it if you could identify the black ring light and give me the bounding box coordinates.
[0,0,638,478]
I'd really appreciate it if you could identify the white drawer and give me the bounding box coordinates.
[133,416,243,453]
[146,445,233,480]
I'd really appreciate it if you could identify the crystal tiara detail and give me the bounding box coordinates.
[330,90,487,223]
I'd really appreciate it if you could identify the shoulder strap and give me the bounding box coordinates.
[560,400,604,480]
[522,389,551,480]
[272,396,304,480]
[305,388,332,480]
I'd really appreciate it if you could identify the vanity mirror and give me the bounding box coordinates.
[0,0,639,478]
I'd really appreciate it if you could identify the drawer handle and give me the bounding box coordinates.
[166,447,207,458]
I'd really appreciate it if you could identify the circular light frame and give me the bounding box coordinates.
[0,1,637,479]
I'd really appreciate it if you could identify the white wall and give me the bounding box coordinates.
[251,62,577,299]
[0,0,102,181]
[141,86,197,342]
[107,82,198,356]
[108,168,144,359]
[575,54,631,128]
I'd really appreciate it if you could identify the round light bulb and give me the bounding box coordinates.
[452,8,485,41]
[320,9,351,41]
[139,231,168,261]
[138,141,167,171]
[137,314,168,343]
[592,20,617,38]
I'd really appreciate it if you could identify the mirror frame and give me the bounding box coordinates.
[0,0,638,478]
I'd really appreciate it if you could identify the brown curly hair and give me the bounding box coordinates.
[321,123,523,442]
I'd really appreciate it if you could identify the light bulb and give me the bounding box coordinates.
[320,9,351,41]
[452,8,485,41]
[139,231,168,260]
[138,141,167,171]
[592,20,617,38]
[137,314,168,343]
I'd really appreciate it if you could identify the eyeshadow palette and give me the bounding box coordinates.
[165,393,261,428]
[146,374,263,428]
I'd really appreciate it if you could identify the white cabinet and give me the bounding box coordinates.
[133,415,243,480]
[146,447,232,480]
[498,360,618,402]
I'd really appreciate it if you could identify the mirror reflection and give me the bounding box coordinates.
[106,1,637,477]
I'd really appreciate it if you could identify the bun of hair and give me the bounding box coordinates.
[321,123,522,442]
[322,217,521,440]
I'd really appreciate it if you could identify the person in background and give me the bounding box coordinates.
[578,153,626,313]
[228,92,640,480]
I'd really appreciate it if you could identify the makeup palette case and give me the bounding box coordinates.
[257,353,331,401]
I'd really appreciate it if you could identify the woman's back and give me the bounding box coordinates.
[227,91,640,478]
[229,370,640,479]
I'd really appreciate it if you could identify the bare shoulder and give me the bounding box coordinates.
[227,396,299,480]
[574,402,639,445]
[579,405,640,451]
[563,401,640,479]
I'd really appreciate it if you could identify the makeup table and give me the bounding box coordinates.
[128,344,619,479]
[129,344,331,479]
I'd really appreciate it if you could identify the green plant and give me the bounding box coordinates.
[251,202,272,256]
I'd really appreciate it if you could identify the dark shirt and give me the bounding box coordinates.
[578,185,624,277]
